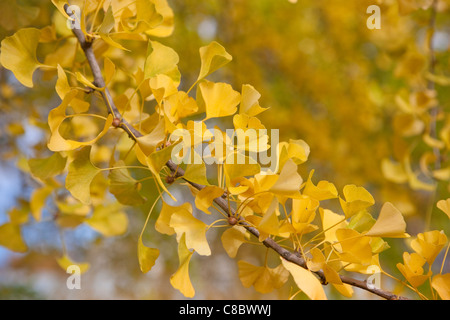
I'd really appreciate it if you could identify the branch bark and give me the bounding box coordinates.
[66,5,409,300]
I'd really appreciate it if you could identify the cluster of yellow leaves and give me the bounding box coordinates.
[1,0,449,301]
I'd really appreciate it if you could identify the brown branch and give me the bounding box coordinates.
[66,4,409,300]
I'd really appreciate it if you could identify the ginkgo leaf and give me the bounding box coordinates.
[431,274,450,300]
[99,6,129,51]
[199,80,240,119]
[0,222,28,253]
[286,139,310,165]
[30,185,53,221]
[320,208,347,243]
[339,185,375,219]
[348,210,376,233]
[381,158,408,184]
[396,252,430,288]
[75,71,99,90]
[144,40,180,82]
[197,41,232,82]
[410,230,447,266]
[136,118,166,156]
[104,57,116,85]
[258,197,280,240]
[170,233,195,298]
[365,202,409,238]
[291,196,319,235]
[437,199,450,219]
[65,146,101,204]
[238,260,289,294]
[28,152,67,181]
[224,153,261,184]
[239,84,268,117]
[155,201,192,235]
[145,143,178,201]
[169,206,211,256]
[195,185,224,215]
[121,0,163,33]
[86,203,129,236]
[108,163,146,205]
[55,65,90,113]
[0,27,42,87]
[138,236,160,273]
[47,90,113,152]
[56,254,90,274]
[183,162,210,186]
[336,228,373,265]
[221,226,248,258]
[145,0,174,38]
[269,158,302,198]
[302,170,338,201]
[281,258,327,300]
[307,248,342,285]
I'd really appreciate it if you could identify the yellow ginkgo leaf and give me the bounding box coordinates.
[258,197,280,240]
[104,57,116,85]
[30,185,54,221]
[239,84,268,117]
[183,162,210,186]
[47,90,113,152]
[145,0,175,38]
[138,235,160,273]
[0,222,28,253]
[56,254,90,274]
[281,258,327,300]
[199,80,240,119]
[195,185,224,215]
[307,248,342,285]
[269,158,302,198]
[396,252,430,288]
[121,0,163,33]
[381,158,408,184]
[28,152,67,181]
[197,41,232,82]
[86,203,129,236]
[169,206,211,256]
[320,208,347,243]
[221,226,249,258]
[410,230,447,266]
[170,233,195,298]
[55,65,90,113]
[291,196,319,235]
[144,40,180,82]
[108,162,146,206]
[431,273,450,300]
[339,184,375,219]
[437,199,450,220]
[224,153,261,184]
[155,200,192,235]
[136,118,166,156]
[238,260,289,294]
[98,6,129,51]
[302,170,338,201]
[65,146,101,205]
[145,142,179,201]
[0,27,42,87]
[365,202,409,238]
[336,228,373,265]
[150,74,179,106]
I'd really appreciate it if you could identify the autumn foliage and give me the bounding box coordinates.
[0,0,449,300]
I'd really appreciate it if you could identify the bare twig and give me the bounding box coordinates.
[66,4,409,300]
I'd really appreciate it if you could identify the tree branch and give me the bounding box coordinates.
[66,4,409,300]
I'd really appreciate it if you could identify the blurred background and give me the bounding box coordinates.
[0,0,449,299]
